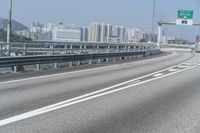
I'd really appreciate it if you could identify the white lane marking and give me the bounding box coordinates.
[168,69,179,72]
[152,73,164,77]
[0,52,178,85]
[0,65,196,127]
[177,65,190,68]
[123,80,140,86]
[184,63,198,66]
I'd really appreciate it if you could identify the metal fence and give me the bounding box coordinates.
[0,42,160,72]
[0,42,158,56]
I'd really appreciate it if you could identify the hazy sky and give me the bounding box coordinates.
[0,0,200,41]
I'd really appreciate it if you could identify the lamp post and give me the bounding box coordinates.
[151,0,156,43]
[6,0,13,56]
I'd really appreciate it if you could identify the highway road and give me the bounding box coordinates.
[0,51,200,133]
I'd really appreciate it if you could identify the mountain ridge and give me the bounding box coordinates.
[0,17,29,31]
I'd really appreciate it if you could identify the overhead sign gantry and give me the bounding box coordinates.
[157,10,200,47]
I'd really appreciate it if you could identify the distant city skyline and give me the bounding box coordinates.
[0,0,200,41]
[28,21,155,43]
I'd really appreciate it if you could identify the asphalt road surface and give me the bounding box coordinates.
[0,51,200,133]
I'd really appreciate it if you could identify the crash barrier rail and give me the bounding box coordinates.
[0,50,160,72]
[0,42,158,56]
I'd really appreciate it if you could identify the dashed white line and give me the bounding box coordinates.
[0,52,177,85]
[177,65,190,68]
[168,69,179,72]
[0,53,198,127]
[153,73,164,77]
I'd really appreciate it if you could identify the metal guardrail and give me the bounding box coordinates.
[0,50,160,72]
[160,44,195,49]
[0,51,144,67]
[0,42,158,56]
[0,42,160,72]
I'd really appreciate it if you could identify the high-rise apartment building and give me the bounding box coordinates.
[119,26,126,43]
[52,24,81,42]
[125,28,143,42]
[100,23,106,42]
[88,22,100,42]
[88,22,127,43]
[81,26,88,42]
[105,23,112,42]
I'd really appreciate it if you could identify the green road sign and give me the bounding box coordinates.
[177,10,193,20]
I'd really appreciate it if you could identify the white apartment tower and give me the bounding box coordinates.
[88,22,100,42]
[105,23,112,42]
[100,23,106,42]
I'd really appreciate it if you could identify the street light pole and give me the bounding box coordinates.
[7,0,13,43]
[6,0,13,56]
[151,0,156,43]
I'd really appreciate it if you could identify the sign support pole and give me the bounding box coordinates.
[157,23,162,47]
[6,0,13,56]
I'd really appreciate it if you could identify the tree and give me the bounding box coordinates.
[0,29,32,43]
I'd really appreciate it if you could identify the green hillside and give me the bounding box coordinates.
[0,17,28,31]
[0,29,32,43]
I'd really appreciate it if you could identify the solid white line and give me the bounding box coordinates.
[184,63,198,66]
[0,65,196,127]
[0,52,177,85]
[0,53,197,126]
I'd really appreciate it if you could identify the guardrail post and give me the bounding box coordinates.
[69,62,73,67]
[6,43,10,56]
[77,61,81,66]
[98,59,101,63]
[84,45,87,53]
[13,66,17,73]
[79,45,82,54]
[0,44,2,56]
[117,45,119,52]
[23,44,26,56]
[54,63,58,68]
[70,45,73,54]
[36,64,40,70]
[107,45,111,52]
[106,58,109,62]
[133,46,135,52]
[89,59,92,64]
[96,45,99,53]
[50,44,54,55]
[65,45,68,54]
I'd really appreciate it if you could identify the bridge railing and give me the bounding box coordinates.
[0,42,158,56]
[160,43,195,49]
[0,42,160,72]
[0,50,160,72]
